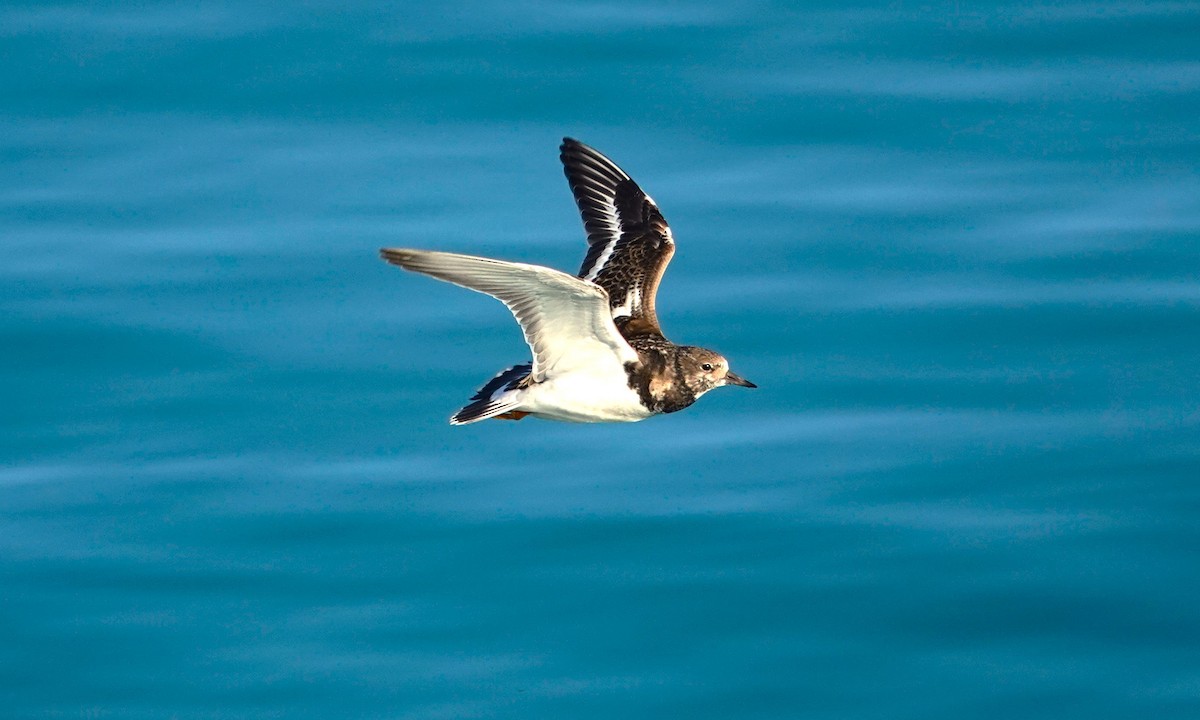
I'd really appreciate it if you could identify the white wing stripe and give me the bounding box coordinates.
[581,237,619,282]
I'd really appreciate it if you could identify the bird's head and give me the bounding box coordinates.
[680,347,756,396]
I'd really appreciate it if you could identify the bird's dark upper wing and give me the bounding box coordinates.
[559,138,676,336]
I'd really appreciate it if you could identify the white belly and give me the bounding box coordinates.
[519,366,652,423]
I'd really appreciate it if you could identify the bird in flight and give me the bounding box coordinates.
[381,138,755,424]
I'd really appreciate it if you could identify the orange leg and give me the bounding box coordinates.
[494,411,530,421]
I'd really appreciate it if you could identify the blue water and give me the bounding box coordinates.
[3,1,1199,717]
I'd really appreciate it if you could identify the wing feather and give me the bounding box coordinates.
[559,138,676,336]
[379,249,638,383]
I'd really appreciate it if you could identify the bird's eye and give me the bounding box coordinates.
[701,363,713,372]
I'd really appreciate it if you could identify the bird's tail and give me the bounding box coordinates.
[450,363,532,425]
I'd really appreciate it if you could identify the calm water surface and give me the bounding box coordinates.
[3,2,1199,718]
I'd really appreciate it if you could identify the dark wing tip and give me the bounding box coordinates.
[559,137,580,160]
[379,247,414,267]
[559,137,594,169]
[559,138,621,172]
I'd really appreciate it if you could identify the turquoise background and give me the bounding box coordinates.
[3,1,1199,717]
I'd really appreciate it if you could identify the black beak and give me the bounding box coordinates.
[724,370,757,388]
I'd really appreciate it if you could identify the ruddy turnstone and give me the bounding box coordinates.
[381,137,755,424]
